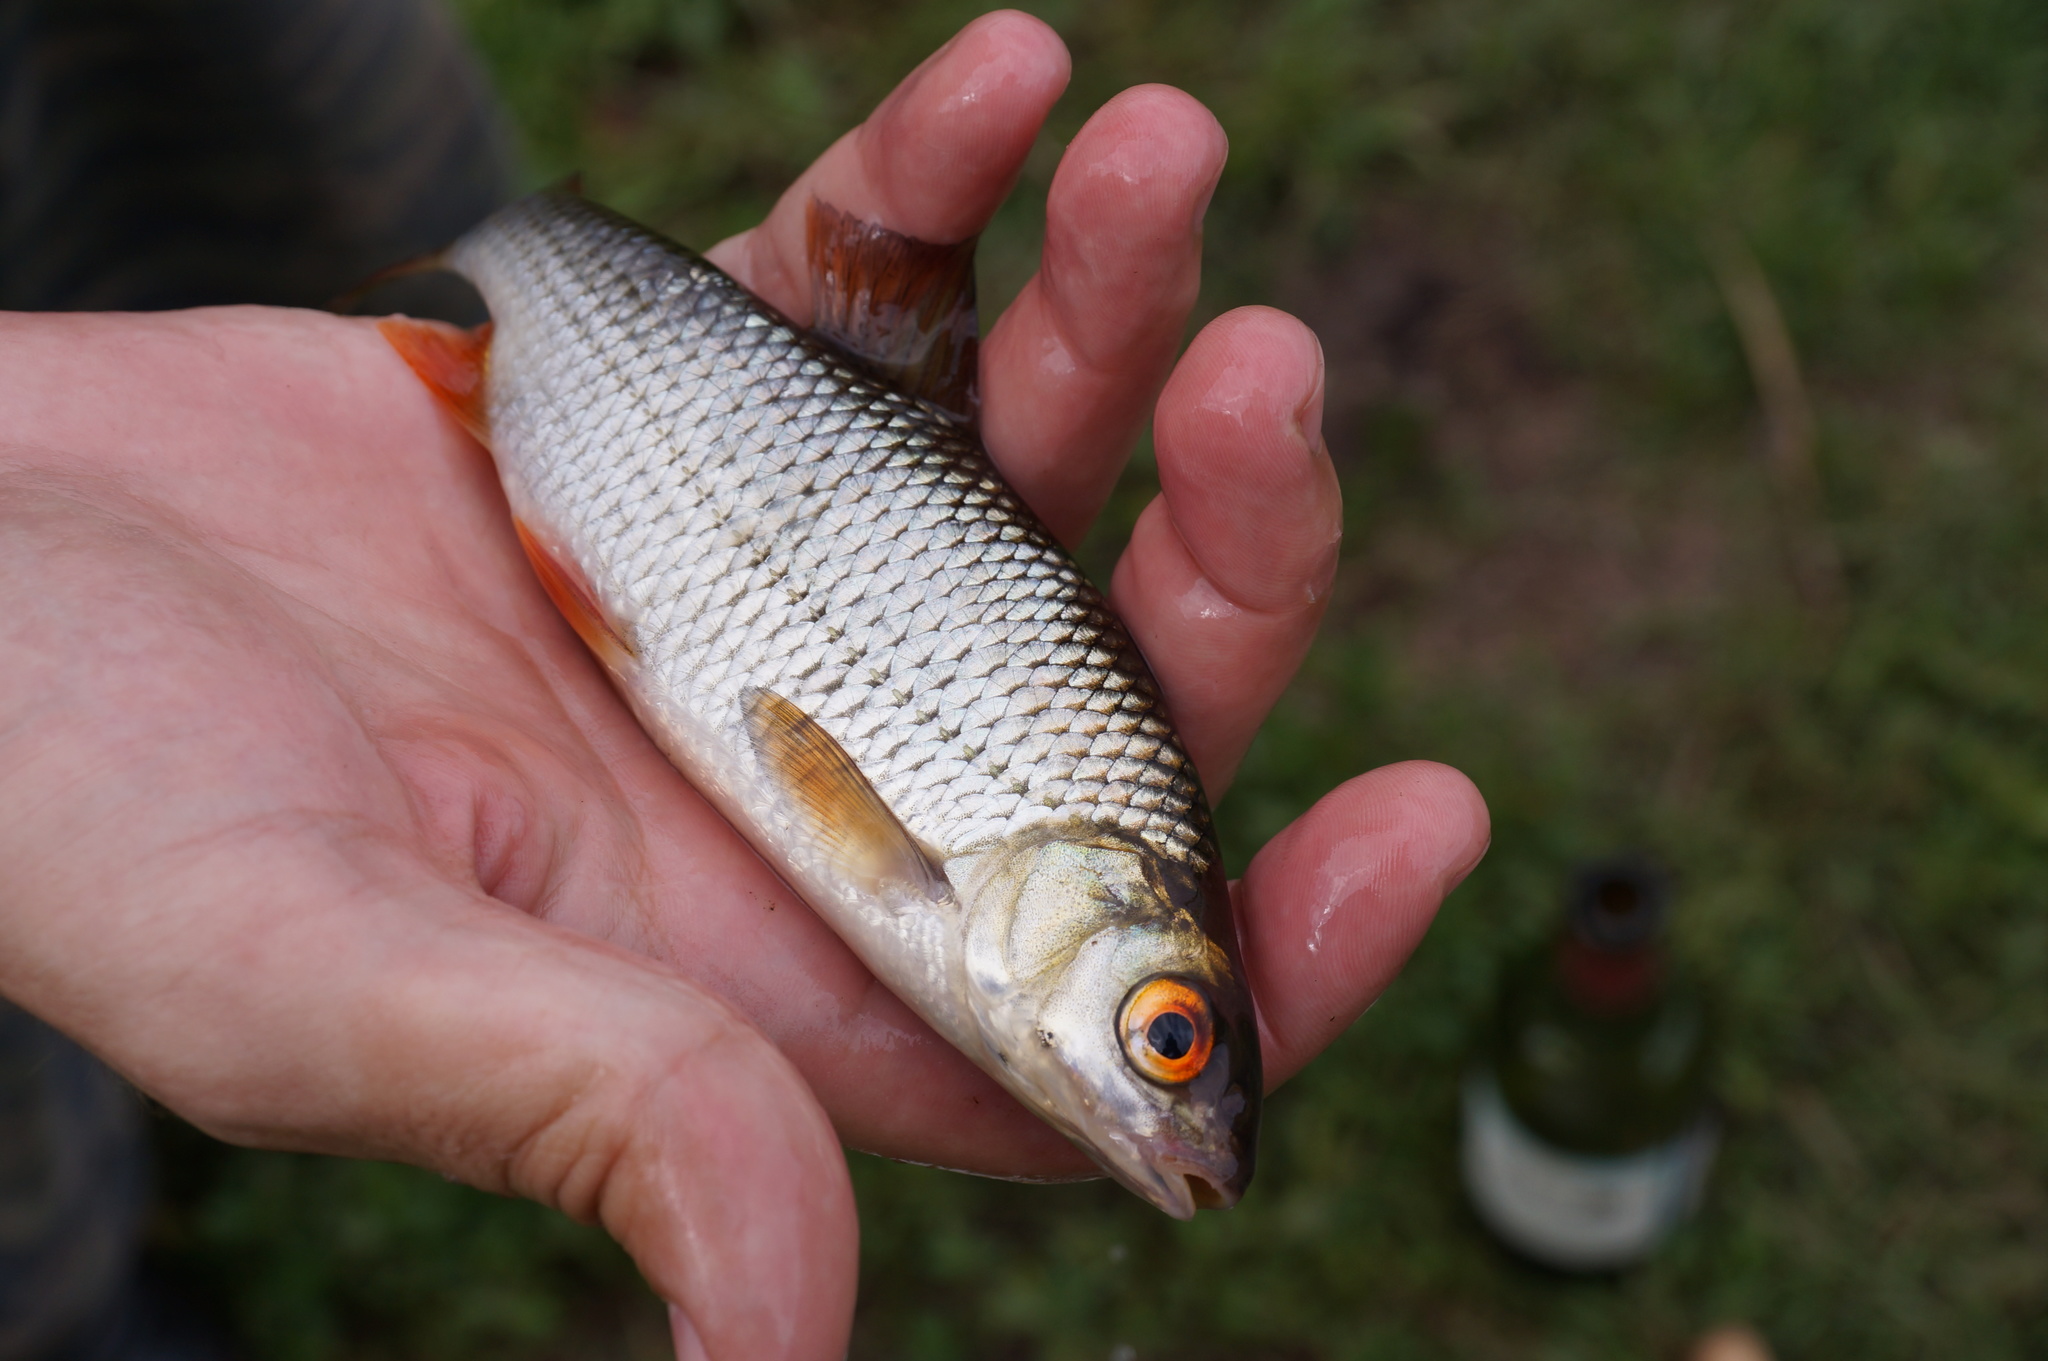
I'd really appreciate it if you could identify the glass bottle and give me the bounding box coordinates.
[1461,858,1717,1271]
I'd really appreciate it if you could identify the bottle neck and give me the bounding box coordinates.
[1554,934,1665,1016]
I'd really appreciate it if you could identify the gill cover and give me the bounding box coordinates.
[953,827,1260,1218]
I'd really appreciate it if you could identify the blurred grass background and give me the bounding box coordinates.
[151,0,2048,1356]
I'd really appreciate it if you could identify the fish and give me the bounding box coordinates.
[378,189,1259,1217]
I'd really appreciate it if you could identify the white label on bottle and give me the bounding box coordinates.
[1460,1069,1716,1271]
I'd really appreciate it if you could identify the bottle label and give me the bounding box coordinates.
[1460,1070,1716,1270]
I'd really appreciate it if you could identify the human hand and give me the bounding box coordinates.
[703,6,1488,1125]
[0,12,1487,1361]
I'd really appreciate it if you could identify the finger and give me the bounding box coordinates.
[1110,306,1340,794]
[704,10,1070,314]
[1235,761,1491,1088]
[980,85,1227,541]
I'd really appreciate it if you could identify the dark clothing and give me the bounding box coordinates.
[0,1006,145,1361]
[0,0,513,318]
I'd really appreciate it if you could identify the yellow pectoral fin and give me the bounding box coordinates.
[744,687,949,901]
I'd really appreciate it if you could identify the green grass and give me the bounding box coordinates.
[153,0,2048,1356]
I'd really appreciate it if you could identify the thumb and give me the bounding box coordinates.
[5,836,858,1361]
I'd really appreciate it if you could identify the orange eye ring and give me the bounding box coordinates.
[1119,977,1216,1085]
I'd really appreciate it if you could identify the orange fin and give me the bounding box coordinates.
[378,317,493,443]
[512,517,636,669]
[806,197,979,425]
[744,688,950,900]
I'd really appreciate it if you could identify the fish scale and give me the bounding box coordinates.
[397,190,1261,1216]
[455,193,1207,864]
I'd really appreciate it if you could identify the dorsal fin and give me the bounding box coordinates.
[806,197,980,425]
[744,687,950,901]
[378,317,492,443]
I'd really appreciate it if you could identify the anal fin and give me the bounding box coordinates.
[745,687,949,901]
[806,197,979,425]
[378,317,493,444]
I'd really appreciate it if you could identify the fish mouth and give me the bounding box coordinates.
[1105,1148,1246,1220]
[1182,1169,1238,1211]
[1163,1155,1246,1213]
[1121,1164,1198,1220]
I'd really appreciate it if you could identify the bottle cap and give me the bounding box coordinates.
[1567,857,1670,950]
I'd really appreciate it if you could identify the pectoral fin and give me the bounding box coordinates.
[512,517,637,671]
[806,197,979,425]
[745,687,949,901]
[378,317,493,444]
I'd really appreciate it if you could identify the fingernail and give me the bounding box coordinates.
[1304,452,1342,606]
[670,1304,710,1361]
[1297,331,1339,605]
[1292,333,1327,461]
[1426,773,1491,891]
[1444,834,1492,894]
[1190,150,1226,235]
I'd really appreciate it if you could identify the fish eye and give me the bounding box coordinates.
[1119,977,1215,1085]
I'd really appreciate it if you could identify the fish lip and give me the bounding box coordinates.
[1094,1140,1243,1220]
[1113,1159,1199,1220]
[1159,1155,1244,1212]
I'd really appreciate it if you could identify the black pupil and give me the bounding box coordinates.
[1146,1011,1196,1061]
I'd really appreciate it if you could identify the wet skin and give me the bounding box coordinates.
[0,12,1490,1361]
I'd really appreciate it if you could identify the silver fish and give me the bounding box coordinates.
[382,190,1260,1216]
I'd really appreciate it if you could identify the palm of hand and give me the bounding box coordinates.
[0,15,1486,1361]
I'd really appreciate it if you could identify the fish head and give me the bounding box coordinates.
[953,826,1261,1218]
